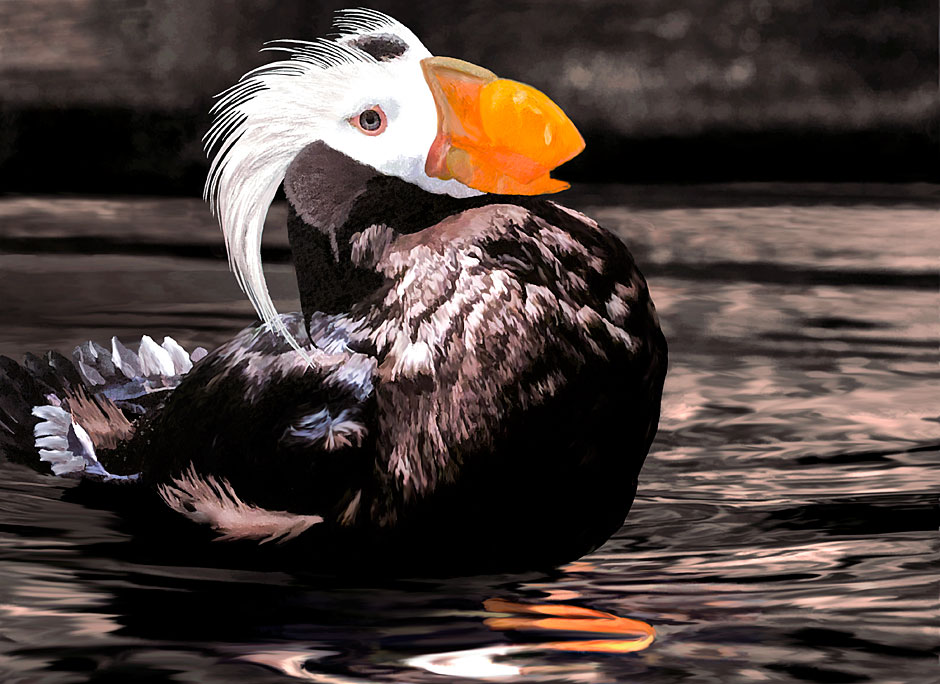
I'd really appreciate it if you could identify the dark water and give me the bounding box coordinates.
[0,187,937,683]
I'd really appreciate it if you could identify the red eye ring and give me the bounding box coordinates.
[350,105,387,136]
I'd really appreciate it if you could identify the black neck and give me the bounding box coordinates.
[283,141,543,324]
[286,203,384,317]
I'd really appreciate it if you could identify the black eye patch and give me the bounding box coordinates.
[347,33,408,62]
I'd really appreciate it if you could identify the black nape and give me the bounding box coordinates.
[282,140,543,327]
[286,203,385,323]
[284,142,384,324]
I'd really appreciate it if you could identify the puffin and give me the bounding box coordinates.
[0,10,666,572]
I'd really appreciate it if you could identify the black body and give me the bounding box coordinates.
[3,143,667,573]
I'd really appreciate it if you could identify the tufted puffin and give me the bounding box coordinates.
[0,10,666,572]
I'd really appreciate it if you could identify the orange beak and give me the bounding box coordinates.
[421,56,585,195]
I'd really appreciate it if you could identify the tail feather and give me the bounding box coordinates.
[0,355,49,463]
[110,336,142,379]
[31,403,137,482]
[32,403,82,476]
[74,335,206,403]
[22,351,83,398]
[73,340,115,387]
[1,335,204,480]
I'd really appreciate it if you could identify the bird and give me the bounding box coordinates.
[0,10,666,573]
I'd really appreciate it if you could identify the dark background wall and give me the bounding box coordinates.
[0,0,936,194]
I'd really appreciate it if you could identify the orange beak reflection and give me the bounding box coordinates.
[483,598,656,654]
[405,599,655,678]
[422,56,585,195]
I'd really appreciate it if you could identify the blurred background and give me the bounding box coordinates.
[0,0,936,193]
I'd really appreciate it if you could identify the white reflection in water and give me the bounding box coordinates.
[237,649,358,683]
[407,599,655,680]
[239,600,655,682]
[406,644,525,678]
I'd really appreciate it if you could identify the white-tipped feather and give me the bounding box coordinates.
[72,335,199,403]
[203,10,475,357]
[161,336,194,375]
[138,335,176,377]
[31,405,137,481]
[110,336,141,378]
[33,405,82,476]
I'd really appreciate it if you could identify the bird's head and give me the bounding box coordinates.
[205,9,585,347]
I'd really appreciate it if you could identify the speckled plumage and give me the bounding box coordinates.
[1,10,667,569]
[92,144,667,569]
[0,146,665,571]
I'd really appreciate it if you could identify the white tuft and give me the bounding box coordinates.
[332,8,424,46]
[203,21,378,358]
[203,10,476,357]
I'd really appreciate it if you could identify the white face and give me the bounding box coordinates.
[317,55,481,198]
[205,11,482,356]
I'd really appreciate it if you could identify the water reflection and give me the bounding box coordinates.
[481,599,654,653]
[406,599,654,679]
[239,650,357,683]
[240,599,655,681]
[1,194,937,682]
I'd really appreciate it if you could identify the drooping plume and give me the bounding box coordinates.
[204,9,428,354]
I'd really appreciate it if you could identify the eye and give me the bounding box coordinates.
[351,105,387,135]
